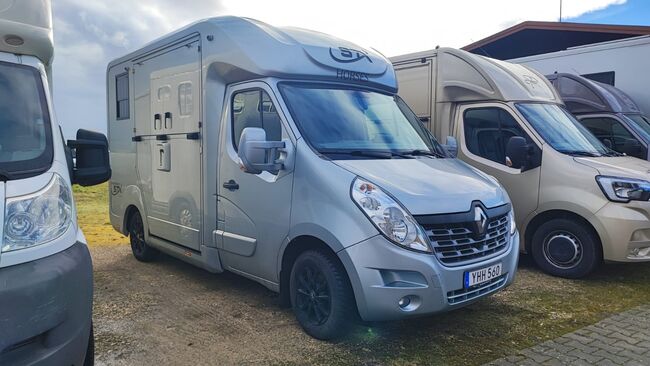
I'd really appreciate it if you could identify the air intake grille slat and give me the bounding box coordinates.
[421,214,509,266]
[447,274,508,304]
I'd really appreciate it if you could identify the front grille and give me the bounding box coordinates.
[422,214,510,266]
[447,273,508,304]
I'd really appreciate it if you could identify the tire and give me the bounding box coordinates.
[290,250,356,340]
[83,323,94,366]
[531,217,601,278]
[128,211,159,262]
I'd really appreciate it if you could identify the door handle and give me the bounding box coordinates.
[223,179,239,191]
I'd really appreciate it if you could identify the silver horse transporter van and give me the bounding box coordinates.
[107,17,518,339]
[1,0,110,364]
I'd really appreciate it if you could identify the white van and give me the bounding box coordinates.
[393,48,650,278]
[0,1,110,364]
[108,17,519,339]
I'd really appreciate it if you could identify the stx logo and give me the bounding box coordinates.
[522,74,539,89]
[329,47,373,63]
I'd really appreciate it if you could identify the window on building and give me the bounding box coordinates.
[581,71,615,86]
[116,73,130,119]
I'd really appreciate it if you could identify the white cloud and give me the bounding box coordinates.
[50,0,626,136]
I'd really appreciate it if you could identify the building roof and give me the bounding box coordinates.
[463,21,650,60]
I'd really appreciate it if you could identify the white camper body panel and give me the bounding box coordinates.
[510,36,650,115]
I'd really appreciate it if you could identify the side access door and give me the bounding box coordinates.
[133,36,203,251]
[456,103,542,229]
[217,82,295,283]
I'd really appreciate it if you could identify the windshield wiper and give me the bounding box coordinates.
[322,150,409,159]
[404,149,445,158]
[558,150,602,157]
[0,169,14,182]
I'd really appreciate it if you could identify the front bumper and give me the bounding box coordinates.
[0,242,93,365]
[338,232,519,322]
[594,201,650,262]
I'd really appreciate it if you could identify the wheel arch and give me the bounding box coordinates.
[524,209,602,256]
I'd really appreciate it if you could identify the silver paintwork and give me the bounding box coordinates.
[108,17,517,320]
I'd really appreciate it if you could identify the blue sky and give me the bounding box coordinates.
[570,0,650,24]
[50,0,648,138]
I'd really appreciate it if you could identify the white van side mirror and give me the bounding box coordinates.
[238,127,285,174]
[444,136,458,158]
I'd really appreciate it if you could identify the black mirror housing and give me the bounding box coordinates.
[67,129,111,186]
[506,136,529,170]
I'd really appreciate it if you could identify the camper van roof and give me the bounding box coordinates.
[108,16,396,92]
[391,47,561,104]
[0,0,53,66]
[546,73,641,114]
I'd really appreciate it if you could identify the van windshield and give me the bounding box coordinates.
[516,103,612,157]
[279,84,446,159]
[0,62,53,180]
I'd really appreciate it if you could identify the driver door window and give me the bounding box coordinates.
[580,117,647,159]
[463,107,533,167]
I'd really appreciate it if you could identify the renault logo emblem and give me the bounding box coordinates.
[473,206,488,237]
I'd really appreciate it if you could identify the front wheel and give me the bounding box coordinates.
[290,250,356,340]
[531,218,601,278]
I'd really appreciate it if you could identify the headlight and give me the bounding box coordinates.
[596,176,650,203]
[508,209,516,235]
[2,174,73,252]
[351,177,431,253]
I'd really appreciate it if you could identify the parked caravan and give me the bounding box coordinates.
[392,48,650,279]
[510,36,650,116]
[547,73,650,161]
[0,0,110,364]
[108,17,519,339]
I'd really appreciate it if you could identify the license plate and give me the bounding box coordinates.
[464,263,502,288]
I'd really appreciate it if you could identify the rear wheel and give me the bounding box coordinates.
[290,250,355,340]
[531,218,601,278]
[128,211,159,262]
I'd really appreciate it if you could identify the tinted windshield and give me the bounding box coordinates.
[624,114,650,140]
[516,103,610,157]
[279,84,446,159]
[0,62,52,179]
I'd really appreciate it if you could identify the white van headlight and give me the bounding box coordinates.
[2,174,73,252]
[351,177,432,253]
[596,176,650,203]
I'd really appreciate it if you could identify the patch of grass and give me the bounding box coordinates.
[74,184,650,364]
[74,183,126,246]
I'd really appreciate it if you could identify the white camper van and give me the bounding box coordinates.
[0,1,110,364]
[393,48,650,279]
[108,17,519,339]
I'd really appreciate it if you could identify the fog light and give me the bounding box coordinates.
[628,247,650,259]
[398,296,411,309]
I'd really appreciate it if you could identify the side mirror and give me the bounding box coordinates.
[444,136,458,158]
[505,136,529,170]
[67,129,111,186]
[238,127,285,174]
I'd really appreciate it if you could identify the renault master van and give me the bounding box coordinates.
[107,17,519,340]
[548,73,650,161]
[0,0,110,364]
[393,48,650,279]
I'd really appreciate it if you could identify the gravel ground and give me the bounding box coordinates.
[91,245,347,366]
[90,244,650,366]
